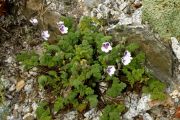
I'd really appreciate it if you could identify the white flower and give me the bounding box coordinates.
[121,50,133,65]
[57,21,68,34]
[41,30,50,40]
[101,42,112,53]
[29,18,38,25]
[106,66,116,76]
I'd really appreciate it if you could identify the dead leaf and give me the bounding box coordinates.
[148,96,174,108]
[175,107,180,118]
[16,80,25,91]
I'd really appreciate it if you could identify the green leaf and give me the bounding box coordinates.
[101,104,125,120]
[86,95,98,108]
[126,43,139,52]
[38,75,49,88]
[16,51,39,69]
[106,81,126,97]
[48,71,58,78]
[85,87,94,95]
[36,102,52,120]
[142,78,166,101]
[54,97,64,112]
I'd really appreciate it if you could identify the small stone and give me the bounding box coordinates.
[23,113,34,120]
[174,97,179,103]
[9,84,15,92]
[142,113,153,120]
[32,102,38,112]
[7,115,14,120]
[63,111,78,120]
[123,94,151,119]
[1,77,11,88]
[84,108,101,120]
[84,0,100,8]
[14,104,19,110]
[18,105,23,113]
[5,56,13,64]
[24,84,33,94]
[132,7,142,25]
[118,13,133,25]
[119,2,128,11]
[32,67,37,71]
[23,106,30,113]
[16,80,25,91]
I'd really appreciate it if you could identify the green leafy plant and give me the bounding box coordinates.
[17,16,167,119]
[142,77,166,101]
[100,104,125,120]
[36,102,52,120]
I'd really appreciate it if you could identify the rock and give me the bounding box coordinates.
[119,2,128,11]
[132,8,142,25]
[14,104,19,110]
[63,111,78,120]
[84,108,101,120]
[1,76,11,88]
[123,94,151,119]
[99,82,108,93]
[22,105,30,113]
[84,0,100,8]
[31,102,38,112]
[23,113,34,120]
[7,115,14,120]
[9,84,15,92]
[29,71,37,76]
[142,113,153,120]
[24,84,33,94]
[5,56,13,64]
[118,13,133,25]
[171,37,180,62]
[110,27,173,87]
[16,80,25,91]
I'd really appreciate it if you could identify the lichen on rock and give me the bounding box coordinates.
[143,0,180,40]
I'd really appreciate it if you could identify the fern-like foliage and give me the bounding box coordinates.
[142,77,166,101]
[101,104,125,120]
[17,16,167,119]
[36,102,52,120]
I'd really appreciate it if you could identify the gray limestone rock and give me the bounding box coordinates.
[84,0,101,8]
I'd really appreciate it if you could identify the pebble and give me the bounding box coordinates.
[84,108,101,120]
[1,76,11,88]
[5,56,13,64]
[31,102,38,112]
[23,113,34,120]
[63,111,78,120]
[22,105,30,113]
[9,84,16,92]
[24,84,33,94]
[14,104,19,110]
[142,113,153,120]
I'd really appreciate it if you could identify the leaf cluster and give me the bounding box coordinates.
[142,78,166,101]
[17,16,167,119]
[100,104,125,120]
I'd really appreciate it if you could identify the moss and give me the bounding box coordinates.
[143,0,180,40]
